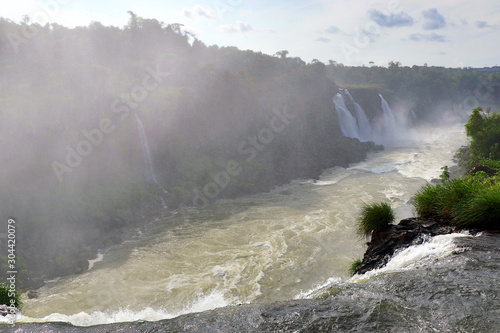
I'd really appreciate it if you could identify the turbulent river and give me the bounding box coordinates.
[4,123,500,332]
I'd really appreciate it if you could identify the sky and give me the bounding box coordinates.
[2,0,500,67]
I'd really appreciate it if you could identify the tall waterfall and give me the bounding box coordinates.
[344,90,372,142]
[134,113,168,209]
[134,113,158,184]
[332,93,359,139]
[379,94,397,142]
[333,89,412,145]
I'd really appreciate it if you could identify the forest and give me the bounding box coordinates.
[1,13,499,289]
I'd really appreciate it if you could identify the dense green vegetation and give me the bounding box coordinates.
[414,107,500,229]
[356,202,395,238]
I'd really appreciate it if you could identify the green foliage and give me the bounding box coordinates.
[455,183,500,229]
[413,177,479,220]
[440,166,450,181]
[454,146,473,170]
[414,176,500,228]
[465,108,500,163]
[0,283,21,310]
[356,202,395,238]
[349,259,362,276]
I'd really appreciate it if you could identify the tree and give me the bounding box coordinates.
[388,61,401,69]
[276,50,289,59]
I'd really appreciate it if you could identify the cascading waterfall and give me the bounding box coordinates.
[134,113,168,209]
[410,109,417,119]
[134,113,158,184]
[333,89,408,145]
[332,93,359,139]
[344,90,373,142]
[379,94,398,142]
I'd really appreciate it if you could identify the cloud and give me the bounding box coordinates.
[219,21,253,33]
[422,8,446,30]
[475,21,491,29]
[325,25,340,34]
[368,9,414,27]
[183,5,218,20]
[409,33,448,42]
[316,37,331,43]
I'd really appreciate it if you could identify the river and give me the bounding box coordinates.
[4,124,476,328]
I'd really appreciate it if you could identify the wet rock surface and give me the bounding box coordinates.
[354,218,461,275]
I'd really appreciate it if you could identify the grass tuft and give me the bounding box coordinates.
[356,202,395,238]
[348,259,362,276]
[413,177,479,220]
[455,183,500,229]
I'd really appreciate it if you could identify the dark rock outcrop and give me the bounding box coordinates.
[354,218,460,275]
[467,165,497,177]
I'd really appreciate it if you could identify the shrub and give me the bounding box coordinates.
[413,177,480,220]
[356,202,395,238]
[0,283,21,310]
[440,166,450,182]
[455,183,500,229]
[413,184,440,218]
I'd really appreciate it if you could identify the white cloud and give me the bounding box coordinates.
[368,9,414,27]
[183,5,218,20]
[475,21,491,29]
[219,21,253,33]
[325,25,341,34]
[316,37,331,43]
[194,5,218,19]
[409,33,448,42]
[422,8,446,30]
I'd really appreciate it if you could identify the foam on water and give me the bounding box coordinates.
[294,276,342,299]
[350,232,471,283]
[4,291,229,327]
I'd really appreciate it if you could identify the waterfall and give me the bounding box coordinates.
[332,93,359,139]
[134,113,158,184]
[410,109,417,119]
[379,94,397,142]
[344,89,373,142]
[134,113,168,209]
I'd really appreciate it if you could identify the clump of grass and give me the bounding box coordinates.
[356,202,395,238]
[413,177,480,220]
[455,183,500,229]
[413,183,440,218]
[348,259,362,276]
[413,175,500,229]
